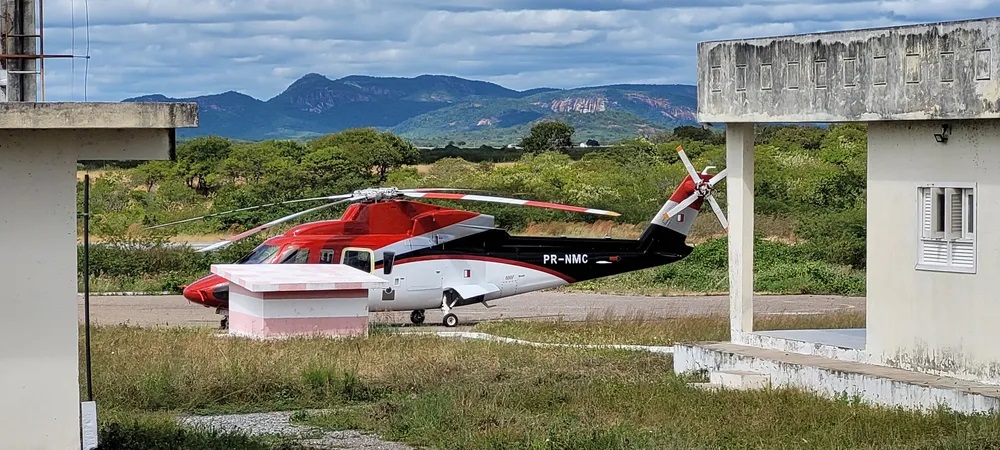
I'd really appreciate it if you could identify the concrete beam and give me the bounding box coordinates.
[3,128,179,161]
[0,102,198,128]
[697,17,1000,123]
[726,123,754,338]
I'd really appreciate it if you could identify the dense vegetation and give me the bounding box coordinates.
[77,122,867,295]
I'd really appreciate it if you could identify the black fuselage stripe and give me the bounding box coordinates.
[377,225,693,283]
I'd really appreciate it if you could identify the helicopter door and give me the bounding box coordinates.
[404,236,443,293]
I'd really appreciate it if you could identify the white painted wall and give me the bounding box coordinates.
[0,128,172,449]
[867,120,1000,384]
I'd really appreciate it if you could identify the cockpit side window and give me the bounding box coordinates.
[235,244,279,264]
[341,248,374,273]
[279,247,310,264]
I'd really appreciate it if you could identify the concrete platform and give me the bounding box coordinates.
[674,342,1000,414]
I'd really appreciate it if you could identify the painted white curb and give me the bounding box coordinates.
[421,331,674,354]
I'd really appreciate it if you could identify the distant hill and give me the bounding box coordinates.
[123,74,699,145]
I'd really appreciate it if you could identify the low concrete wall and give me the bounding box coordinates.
[734,332,871,364]
[229,286,370,339]
[675,343,1000,414]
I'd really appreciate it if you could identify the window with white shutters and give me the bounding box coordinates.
[917,184,976,273]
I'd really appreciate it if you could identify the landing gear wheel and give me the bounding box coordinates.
[220,316,228,330]
[443,313,458,328]
[410,309,425,325]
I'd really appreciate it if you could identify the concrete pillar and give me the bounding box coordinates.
[0,103,197,449]
[726,123,754,338]
[0,132,79,448]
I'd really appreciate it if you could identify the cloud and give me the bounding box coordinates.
[32,0,1000,101]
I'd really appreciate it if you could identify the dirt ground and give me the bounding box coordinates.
[77,291,865,330]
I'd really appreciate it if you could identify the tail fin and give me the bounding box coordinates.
[639,145,728,251]
[650,173,714,237]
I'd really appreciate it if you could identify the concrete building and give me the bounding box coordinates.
[674,17,1000,412]
[0,102,197,448]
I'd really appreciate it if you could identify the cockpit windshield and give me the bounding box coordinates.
[235,244,280,264]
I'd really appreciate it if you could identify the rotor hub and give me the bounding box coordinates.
[695,182,712,197]
[353,187,401,203]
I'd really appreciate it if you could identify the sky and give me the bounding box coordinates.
[34,0,1000,102]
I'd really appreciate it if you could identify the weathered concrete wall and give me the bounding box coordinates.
[697,17,1000,123]
[867,120,1000,384]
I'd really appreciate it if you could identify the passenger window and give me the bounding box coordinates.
[342,248,374,273]
[279,248,310,264]
[320,249,336,264]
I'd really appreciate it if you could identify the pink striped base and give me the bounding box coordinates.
[229,311,368,338]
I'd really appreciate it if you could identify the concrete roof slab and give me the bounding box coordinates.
[0,102,198,128]
[211,264,390,292]
[697,16,1000,123]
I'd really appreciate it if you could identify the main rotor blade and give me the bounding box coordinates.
[403,192,620,217]
[196,196,360,252]
[401,188,490,193]
[664,192,701,219]
[707,195,729,233]
[708,168,728,186]
[147,193,355,230]
[675,145,702,182]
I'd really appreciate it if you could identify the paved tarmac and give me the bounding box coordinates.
[77,291,865,329]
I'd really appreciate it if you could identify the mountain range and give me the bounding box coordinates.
[123,73,700,146]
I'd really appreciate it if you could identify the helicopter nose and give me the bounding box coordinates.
[182,274,229,308]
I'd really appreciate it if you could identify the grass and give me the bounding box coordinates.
[472,310,866,346]
[96,412,306,450]
[89,314,1000,449]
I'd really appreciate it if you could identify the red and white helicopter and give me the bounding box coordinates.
[157,146,728,328]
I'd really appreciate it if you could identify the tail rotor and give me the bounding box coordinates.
[669,145,728,232]
[649,146,729,237]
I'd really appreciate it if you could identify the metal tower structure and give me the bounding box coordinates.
[1,0,73,101]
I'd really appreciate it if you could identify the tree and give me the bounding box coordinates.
[308,128,419,183]
[215,143,281,185]
[174,136,232,195]
[519,121,575,153]
[672,125,715,142]
[131,160,175,192]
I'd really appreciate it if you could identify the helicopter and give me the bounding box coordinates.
[157,146,728,328]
